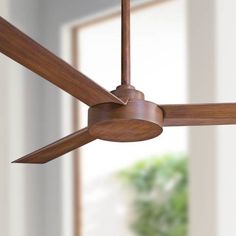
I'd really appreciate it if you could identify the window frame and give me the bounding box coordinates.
[70,1,173,235]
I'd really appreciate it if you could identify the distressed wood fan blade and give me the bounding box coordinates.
[161,103,236,126]
[0,17,125,106]
[12,128,96,164]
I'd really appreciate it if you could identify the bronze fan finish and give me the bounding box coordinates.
[12,128,95,164]
[0,17,125,107]
[161,103,236,126]
[0,0,235,164]
[88,100,163,142]
[122,0,131,85]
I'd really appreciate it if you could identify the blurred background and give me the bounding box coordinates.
[1,0,236,236]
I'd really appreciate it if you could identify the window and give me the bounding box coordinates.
[72,0,187,235]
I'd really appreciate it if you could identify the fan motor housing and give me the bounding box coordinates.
[88,99,164,142]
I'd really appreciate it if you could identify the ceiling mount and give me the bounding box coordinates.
[0,0,236,164]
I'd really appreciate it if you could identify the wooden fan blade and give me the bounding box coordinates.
[160,103,236,126]
[12,128,96,164]
[0,17,125,106]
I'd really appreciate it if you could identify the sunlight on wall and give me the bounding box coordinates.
[76,1,187,235]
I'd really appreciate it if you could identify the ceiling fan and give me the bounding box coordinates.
[1,0,236,164]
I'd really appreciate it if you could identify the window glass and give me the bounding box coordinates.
[75,1,187,235]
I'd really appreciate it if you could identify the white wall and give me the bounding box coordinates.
[0,2,10,236]
[0,0,63,235]
[188,1,217,236]
[216,1,236,235]
[188,0,236,236]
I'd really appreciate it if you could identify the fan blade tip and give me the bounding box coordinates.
[11,161,25,164]
[11,160,23,164]
[12,160,44,164]
[11,158,22,163]
[11,158,43,164]
[11,128,95,164]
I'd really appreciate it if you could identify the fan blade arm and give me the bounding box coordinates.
[0,16,125,106]
[12,128,96,164]
[160,103,236,126]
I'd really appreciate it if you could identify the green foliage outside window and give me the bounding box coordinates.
[119,154,188,236]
